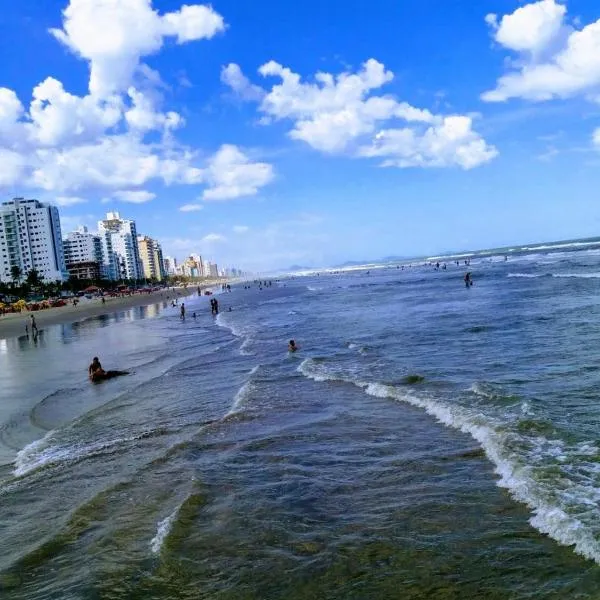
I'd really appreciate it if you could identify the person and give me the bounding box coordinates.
[288,339,298,352]
[180,303,185,319]
[213,298,219,314]
[210,298,216,314]
[101,296,106,305]
[192,312,197,319]
[89,356,105,379]
[464,272,473,287]
[30,314,38,334]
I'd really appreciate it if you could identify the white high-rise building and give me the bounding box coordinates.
[137,235,166,281]
[0,197,68,282]
[63,226,112,280]
[163,256,177,276]
[98,212,142,280]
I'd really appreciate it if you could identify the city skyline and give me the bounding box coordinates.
[1,1,600,269]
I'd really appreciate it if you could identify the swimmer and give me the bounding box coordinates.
[288,339,298,352]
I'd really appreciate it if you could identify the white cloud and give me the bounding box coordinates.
[50,0,225,97]
[0,1,226,196]
[54,196,87,206]
[221,63,265,101]
[112,190,156,203]
[483,0,600,102]
[225,60,495,169]
[125,87,183,131]
[202,233,226,243]
[0,148,26,187]
[359,116,498,170]
[179,203,204,212]
[486,0,566,53]
[202,144,274,200]
[233,225,250,233]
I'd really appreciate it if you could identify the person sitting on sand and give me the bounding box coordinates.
[288,339,298,352]
[88,356,105,379]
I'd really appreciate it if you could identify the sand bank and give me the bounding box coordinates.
[0,286,203,340]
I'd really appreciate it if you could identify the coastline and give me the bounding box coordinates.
[0,285,207,341]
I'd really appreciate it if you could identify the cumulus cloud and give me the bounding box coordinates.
[224,60,495,169]
[112,190,156,203]
[202,233,227,243]
[202,144,274,200]
[221,63,265,101]
[482,0,600,102]
[0,0,234,197]
[486,0,566,53]
[179,203,204,212]
[54,196,88,206]
[359,116,498,169]
[50,0,225,97]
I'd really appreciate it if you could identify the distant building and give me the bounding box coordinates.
[0,197,68,282]
[137,235,166,281]
[206,262,219,278]
[67,261,101,281]
[163,256,177,276]
[98,212,142,280]
[63,226,106,280]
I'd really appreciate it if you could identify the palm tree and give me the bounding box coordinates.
[26,269,42,288]
[10,265,22,286]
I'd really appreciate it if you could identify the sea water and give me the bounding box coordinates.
[2,243,600,598]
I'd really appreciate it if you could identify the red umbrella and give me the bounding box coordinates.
[83,285,101,293]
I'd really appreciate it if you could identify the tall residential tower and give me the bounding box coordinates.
[0,198,68,282]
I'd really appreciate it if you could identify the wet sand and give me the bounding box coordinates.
[0,286,204,340]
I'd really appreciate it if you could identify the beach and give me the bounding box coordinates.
[0,286,201,340]
[2,244,600,598]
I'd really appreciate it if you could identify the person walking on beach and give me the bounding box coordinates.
[30,314,38,335]
[180,303,186,320]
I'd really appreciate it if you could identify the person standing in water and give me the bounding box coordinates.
[30,314,38,334]
[180,303,185,320]
[288,340,298,352]
[464,272,473,287]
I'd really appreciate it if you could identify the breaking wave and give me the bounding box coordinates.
[298,358,600,565]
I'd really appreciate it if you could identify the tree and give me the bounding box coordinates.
[10,265,22,285]
[26,269,42,288]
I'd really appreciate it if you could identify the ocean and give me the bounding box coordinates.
[2,240,600,598]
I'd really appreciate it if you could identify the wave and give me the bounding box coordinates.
[225,365,259,417]
[150,492,207,555]
[150,505,180,554]
[508,272,600,279]
[14,428,172,478]
[298,358,600,565]
[215,313,255,356]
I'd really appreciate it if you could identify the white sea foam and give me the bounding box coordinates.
[225,366,259,417]
[298,358,600,564]
[14,430,165,478]
[508,272,600,279]
[150,505,180,554]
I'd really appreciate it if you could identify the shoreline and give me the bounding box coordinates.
[0,285,208,341]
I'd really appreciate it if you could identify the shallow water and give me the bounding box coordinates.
[2,245,600,598]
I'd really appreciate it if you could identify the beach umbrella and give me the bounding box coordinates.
[83,285,101,293]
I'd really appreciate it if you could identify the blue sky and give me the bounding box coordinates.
[1,0,600,270]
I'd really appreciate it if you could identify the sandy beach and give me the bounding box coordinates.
[0,286,200,340]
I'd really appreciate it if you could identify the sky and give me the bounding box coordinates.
[1,0,600,271]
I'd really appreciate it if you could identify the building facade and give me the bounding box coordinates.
[62,226,105,280]
[0,197,68,283]
[137,235,166,281]
[98,212,142,280]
